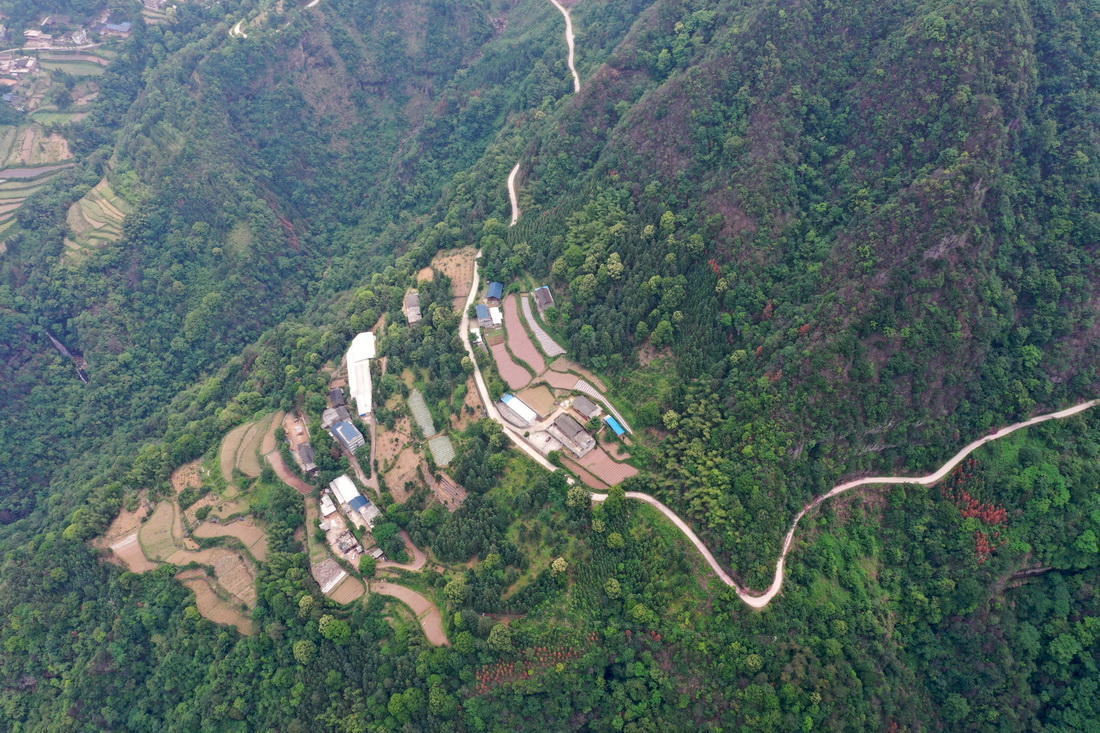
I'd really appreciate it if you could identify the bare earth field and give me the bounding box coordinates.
[176,569,256,635]
[503,294,547,373]
[329,575,366,604]
[429,246,477,311]
[490,343,531,390]
[577,445,638,485]
[219,423,251,482]
[171,459,203,493]
[194,518,269,562]
[108,533,158,573]
[563,458,610,490]
[385,445,422,504]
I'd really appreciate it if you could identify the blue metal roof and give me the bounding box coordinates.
[333,421,362,443]
[348,496,368,511]
[604,415,626,436]
[487,282,504,300]
[475,304,490,318]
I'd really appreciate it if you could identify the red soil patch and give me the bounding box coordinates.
[490,343,531,390]
[563,459,610,490]
[577,445,638,486]
[503,294,547,374]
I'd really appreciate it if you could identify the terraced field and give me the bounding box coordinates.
[0,126,76,234]
[65,178,132,257]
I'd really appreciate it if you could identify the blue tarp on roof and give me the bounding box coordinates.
[604,415,626,437]
[348,495,368,511]
[487,282,504,300]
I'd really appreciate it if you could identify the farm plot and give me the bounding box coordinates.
[139,501,184,562]
[193,519,269,562]
[329,575,366,604]
[176,569,256,635]
[427,435,456,467]
[490,342,532,390]
[311,558,347,595]
[385,446,423,503]
[219,423,251,482]
[577,445,638,486]
[235,413,281,477]
[166,547,258,607]
[407,389,437,436]
[518,385,557,416]
[503,294,546,373]
[65,177,131,256]
[428,246,477,311]
[109,533,158,573]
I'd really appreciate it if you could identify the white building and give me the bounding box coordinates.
[319,493,338,517]
[489,306,503,327]
[501,393,539,426]
[346,331,376,418]
[329,474,362,506]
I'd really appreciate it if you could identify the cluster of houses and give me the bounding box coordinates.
[21,13,130,49]
[318,475,385,563]
[497,391,604,459]
[475,281,505,330]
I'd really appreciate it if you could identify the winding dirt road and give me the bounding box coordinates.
[507,164,521,227]
[371,581,450,645]
[549,0,580,93]
[595,399,1099,609]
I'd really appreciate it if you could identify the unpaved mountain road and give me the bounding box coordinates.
[595,399,1099,609]
[549,0,580,93]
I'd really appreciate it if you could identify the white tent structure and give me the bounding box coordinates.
[346,332,376,418]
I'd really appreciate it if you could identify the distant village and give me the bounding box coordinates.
[0,7,142,110]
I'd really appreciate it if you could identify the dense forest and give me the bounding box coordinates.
[1,0,1098,729]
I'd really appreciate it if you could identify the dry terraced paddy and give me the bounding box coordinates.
[65,178,132,257]
[176,569,256,635]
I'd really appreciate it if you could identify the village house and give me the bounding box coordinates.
[297,443,318,477]
[548,413,596,458]
[332,420,366,453]
[487,281,504,305]
[329,387,346,408]
[321,405,351,430]
[571,394,602,422]
[476,304,494,330]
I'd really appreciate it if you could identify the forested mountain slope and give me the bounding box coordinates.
[0,0,1098,729]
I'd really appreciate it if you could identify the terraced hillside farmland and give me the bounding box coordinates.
[65,178,133,256]
[0,125,76,234]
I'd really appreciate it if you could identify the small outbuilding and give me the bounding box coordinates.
[487,281,504,304]
[604,415,627,437]
[329,388,346,407]
[297,443,318,477]
[534,286,555,312]
[404,290,422,325]
[489,306,503,327]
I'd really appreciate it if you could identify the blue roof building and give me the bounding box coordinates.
[487,281,504,303]
[604,415,627,437]
[348,495,368,511]
[476,303,494,329]
[332,421,365,453]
